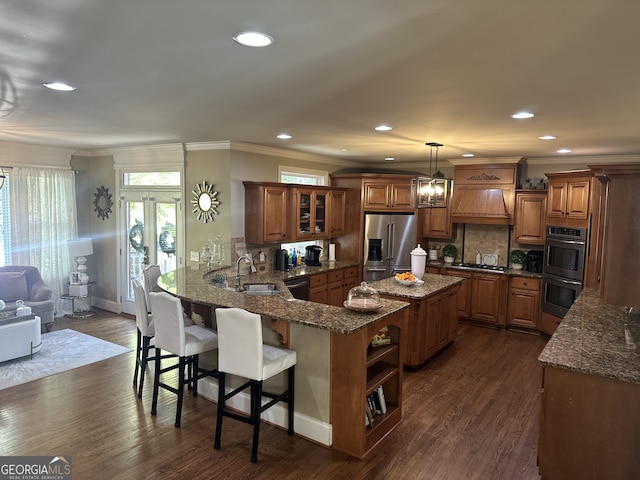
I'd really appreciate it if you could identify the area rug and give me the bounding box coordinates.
[0,329,131,390]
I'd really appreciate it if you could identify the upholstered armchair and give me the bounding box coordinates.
[0,266,55,332]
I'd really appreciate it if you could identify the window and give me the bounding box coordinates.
[123,171,180,186]
[279,166,327,186]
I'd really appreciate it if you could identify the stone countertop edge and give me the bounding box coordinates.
[368,274,464,299]
[157,262,409,335]
[538,288,640,385]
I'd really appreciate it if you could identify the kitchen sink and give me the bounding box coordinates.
[241,283,280,296]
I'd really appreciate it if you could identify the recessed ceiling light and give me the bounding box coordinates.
[384,157,395,161]
[557,148,572,154]
[462,153,475,157]
[340,148,350,152]
[375,125,392,132]
[233,31,274,47]
[43,82,76,91]
[276,133,291,140]
[539,135,557,140]
[512,111,534,119]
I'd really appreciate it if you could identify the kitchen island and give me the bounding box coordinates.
[157,264,411,457]
[537,288,640,479]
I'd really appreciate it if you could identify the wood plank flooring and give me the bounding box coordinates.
[0,311,547,479]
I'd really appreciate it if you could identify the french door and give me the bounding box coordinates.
[120,191,183,314]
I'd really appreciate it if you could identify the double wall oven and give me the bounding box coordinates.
[542,225,587,317]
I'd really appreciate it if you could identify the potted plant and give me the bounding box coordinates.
[509,249,527,270]
[524,178,532,189]
[442,244,457,263]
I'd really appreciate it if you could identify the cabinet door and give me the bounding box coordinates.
[328,189,346,237]
[507,288,540,329]
[514,192,547,244]
[442,287,459,341]
[363,182,390,209]
[293,188,328,240]
[245,184,289,244]
[390,183,413,208]
[309,286,327,304]
[327,280,344,306]
[470,274,501,324]
[566,180,590,219]
[547,181,568,218]
[424,295,440,360]
[421,206,454,239]
[447,271,471,318]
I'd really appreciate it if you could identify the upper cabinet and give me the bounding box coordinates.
[514,191,547,244]
[421,204,456,239]
[545,171,593,227]
[363,177,414,211]
[291,187,328,240]
[244,182,290,244]
[450,163,520,225]
[327,189,346,237]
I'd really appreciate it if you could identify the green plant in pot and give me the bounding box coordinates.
[509,249,527,269]
[442,244,457,263]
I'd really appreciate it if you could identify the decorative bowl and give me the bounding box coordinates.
[394,272,417,286]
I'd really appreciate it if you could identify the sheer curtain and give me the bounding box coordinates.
[10,167,78,316]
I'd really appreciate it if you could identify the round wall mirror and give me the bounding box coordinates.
[93,185,113,220]
[191,181,219,223]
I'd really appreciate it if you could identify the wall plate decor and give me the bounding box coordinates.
[191,181,219,223]
[93,185,113,220]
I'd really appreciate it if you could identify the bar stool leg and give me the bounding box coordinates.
[288,366,295,435]
[251,380,263,463]
[213,373,226,450]
[138,336,152,398]
[151,350,161,416]
[175,357,186,428]
[133,330,142,388]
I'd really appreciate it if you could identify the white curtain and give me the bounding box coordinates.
[10,167,77,316]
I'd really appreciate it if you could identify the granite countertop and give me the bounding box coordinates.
[538,288,640,384]
[368,273,463,300]
[157,263,408,335]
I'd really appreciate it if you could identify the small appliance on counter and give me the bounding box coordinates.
[305,245,322,266]
[275,248,289,271]
[526,250,543,273]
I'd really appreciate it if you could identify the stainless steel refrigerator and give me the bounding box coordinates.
[363,213,417,282]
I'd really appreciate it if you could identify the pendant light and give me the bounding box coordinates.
[414,142,451,208]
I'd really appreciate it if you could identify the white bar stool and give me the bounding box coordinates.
[214,307,296,463]
[143,264,194,326]
[149,291,219,427]
[132,279,156,398]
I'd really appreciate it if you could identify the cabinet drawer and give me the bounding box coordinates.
[511,277,540,291]
[327,269,344,283]
[309,273,328,288]
[343,267,359,279]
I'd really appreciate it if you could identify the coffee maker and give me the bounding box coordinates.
[275,248,289,271]
[526,250,544,273]
[305,245,322,266]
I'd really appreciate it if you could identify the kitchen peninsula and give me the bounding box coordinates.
[158,263,411,457]
[537,288,640,479]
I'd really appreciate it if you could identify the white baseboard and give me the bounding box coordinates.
[92,297,120,313]
[197,376,332,447]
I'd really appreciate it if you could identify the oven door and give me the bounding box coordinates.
[542,274,582,318]
[544,237,586,281]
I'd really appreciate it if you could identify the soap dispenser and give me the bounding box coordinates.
[476,251,482,265]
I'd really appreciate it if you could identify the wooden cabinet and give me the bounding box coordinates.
[342,266,360,299]
[326,269,345,307]
[545,171,593,226]
[363,178,413,210]
[308,272,328,304]
[445,270,472,319]
[380,283,460,369]
[514,191,547,244]
[327,189,346,237]
[539,310,562,336]
[331,307,407,458]
[243,182,289,244]
[421,205,456,239]
[507,276,540,329]
[291,187,328,240]
[445,270,507,327]
[308,267,359,307]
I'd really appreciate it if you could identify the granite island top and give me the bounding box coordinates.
[368,273,463,299]
[157,262,409,335]
[538,288,640,384]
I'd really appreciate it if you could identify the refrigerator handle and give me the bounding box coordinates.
[388,223,395,260]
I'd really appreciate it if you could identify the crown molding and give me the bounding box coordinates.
[447,156,525,166]
[110,143,185,168]
[526,154,640,166]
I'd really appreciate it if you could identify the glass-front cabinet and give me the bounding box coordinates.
[292,187,328,240]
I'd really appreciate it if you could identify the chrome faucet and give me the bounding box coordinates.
[235,253,256,290]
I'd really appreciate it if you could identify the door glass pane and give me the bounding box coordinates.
[126,201,145,302]
[156,202,177,274]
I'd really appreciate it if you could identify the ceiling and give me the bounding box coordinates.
[1,0,639,165]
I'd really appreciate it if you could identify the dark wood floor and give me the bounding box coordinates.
[0,311,547,479]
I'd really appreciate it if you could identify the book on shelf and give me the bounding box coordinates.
[371,325,391,347]
[375,385,387,414]
[365,400,374,427]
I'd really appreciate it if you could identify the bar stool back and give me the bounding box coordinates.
[214,307,296,463]
[149,291,219,427]
[132,279,155,398]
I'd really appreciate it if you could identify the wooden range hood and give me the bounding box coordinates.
[449,160,522,225]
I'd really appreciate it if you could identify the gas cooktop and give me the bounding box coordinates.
[449,262,507,273]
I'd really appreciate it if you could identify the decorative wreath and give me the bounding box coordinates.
[129,221,144,252]
[93,185,113,220]
[159,223,176,255]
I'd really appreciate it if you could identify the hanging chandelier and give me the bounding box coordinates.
[415,142,451,208]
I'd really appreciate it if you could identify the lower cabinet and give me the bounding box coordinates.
[308,272,328,304]
[539,310,562,335]
[507,277,541,329]
[331,307,407,458]
[446,270,508,327]
[309,266,360,307]
[381,283,460,369]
